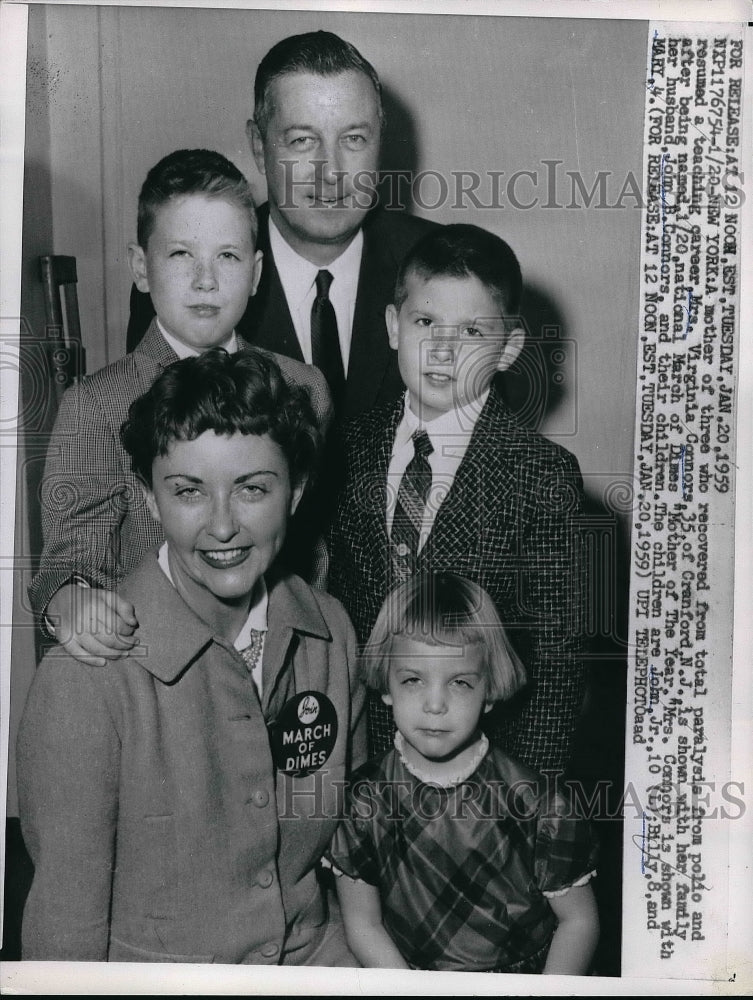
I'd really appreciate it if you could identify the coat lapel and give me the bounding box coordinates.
[417,392,521,570]
[344,212,400,416]
[260,573,331,721]
[135,318,181,369]
[239,205,403,414]
[353,401,403,583]
[120,554,215,683]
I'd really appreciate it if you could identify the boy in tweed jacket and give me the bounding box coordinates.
[29,149,331,664]
[327,224,586,773]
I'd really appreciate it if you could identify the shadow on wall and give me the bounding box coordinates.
[378,84,420,208]
[499,281,570,430]
[568,481,630,978]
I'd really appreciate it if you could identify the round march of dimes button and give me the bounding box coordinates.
[269,690,339,776]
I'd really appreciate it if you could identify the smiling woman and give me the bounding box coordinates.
[16,349,366,965]
[144,430,300,637]
[122,352,313,640]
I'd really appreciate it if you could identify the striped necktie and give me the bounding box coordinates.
[391,429,434,578]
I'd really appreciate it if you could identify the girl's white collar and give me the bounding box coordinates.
[394,730,489,787]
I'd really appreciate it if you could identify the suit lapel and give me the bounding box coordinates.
[240,206,402,410]
[355,402,403,582]
[136,319,180,369]
[240,207,304,362]
[345,212,400,415]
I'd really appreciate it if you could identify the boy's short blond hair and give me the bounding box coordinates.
[137,148,257,249]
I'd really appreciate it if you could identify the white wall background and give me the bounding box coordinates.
[13,3,647,814]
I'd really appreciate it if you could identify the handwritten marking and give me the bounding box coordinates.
[660,152,672,271]
[682,288,694,339]
[677,444,688,500]
[649,665,659,709]
[640,811,648,873]
[631,833,712,892]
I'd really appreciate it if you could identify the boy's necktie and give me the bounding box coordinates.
[391,429,434,578]
[311,270,345,407]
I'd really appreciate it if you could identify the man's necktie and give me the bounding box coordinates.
[311,269,346,407]
[391,429,434,579]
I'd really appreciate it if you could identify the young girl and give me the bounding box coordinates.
[325,572,599,975]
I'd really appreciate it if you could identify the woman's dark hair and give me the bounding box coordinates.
[120,349,321,489]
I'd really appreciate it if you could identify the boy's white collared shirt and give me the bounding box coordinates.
[157,542,268,694]
[269,216,362,371]
[156,319,238,358]
[386,389,490,553]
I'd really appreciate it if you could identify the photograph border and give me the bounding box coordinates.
[1,0,751,994]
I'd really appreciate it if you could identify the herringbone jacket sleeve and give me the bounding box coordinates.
[499,446,587,773]
[27,371,158,618]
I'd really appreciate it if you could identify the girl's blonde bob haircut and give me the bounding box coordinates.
[361,572,527,703]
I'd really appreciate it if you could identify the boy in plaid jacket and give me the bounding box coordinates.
[328,224,587,773]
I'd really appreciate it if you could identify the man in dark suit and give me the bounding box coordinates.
[127,31,437,420]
